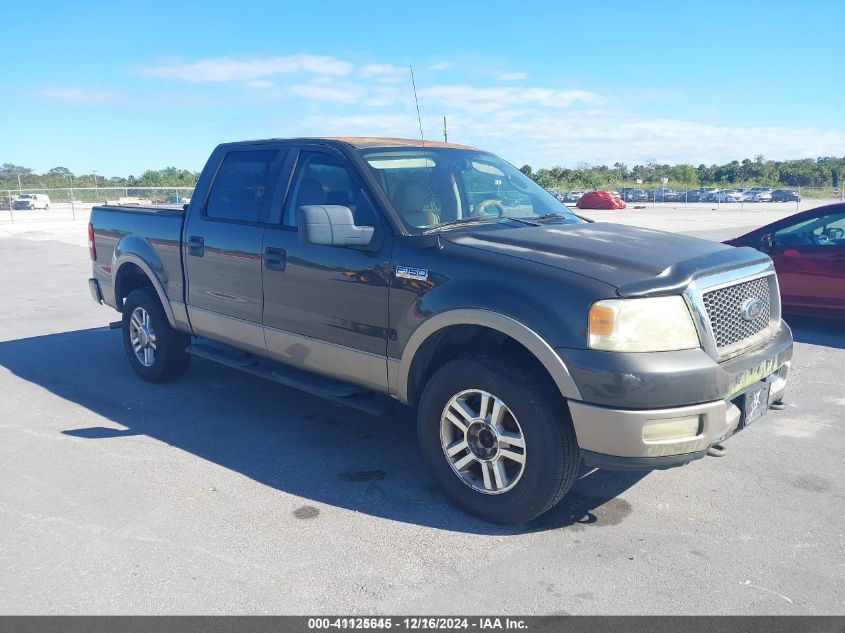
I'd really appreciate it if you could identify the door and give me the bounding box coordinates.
[770,209,845,312]
[261,146,393,391]
[184,147,286,356]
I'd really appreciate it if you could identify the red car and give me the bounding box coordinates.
[725,203,845,318]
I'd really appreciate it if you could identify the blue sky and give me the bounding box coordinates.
[2,0,843,176]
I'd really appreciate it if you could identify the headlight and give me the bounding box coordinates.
[588,296,700,352]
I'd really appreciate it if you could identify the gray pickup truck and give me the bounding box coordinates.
[88,137,792,523]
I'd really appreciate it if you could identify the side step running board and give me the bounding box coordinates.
[188,343,258,368]
[185,342,392,417]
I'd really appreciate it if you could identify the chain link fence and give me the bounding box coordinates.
[1,187,195,223]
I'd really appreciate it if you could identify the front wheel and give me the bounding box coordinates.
[417,354,580,524]
[122,288,190,382]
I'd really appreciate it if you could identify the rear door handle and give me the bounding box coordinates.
[187,236,204,257]
[264,247,286,271]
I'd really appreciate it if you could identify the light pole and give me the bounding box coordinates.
[16,171,22,193]
[68,175,76,220]
[92,170,99,196]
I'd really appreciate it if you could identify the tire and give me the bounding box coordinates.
[121,288,190,383]
[417,354,579,524]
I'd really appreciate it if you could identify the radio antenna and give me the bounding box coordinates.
[409,65,425,146]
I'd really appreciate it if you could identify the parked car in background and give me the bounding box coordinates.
[562,190,585,203]
[771,189,801,202]
[725,203,845,318]
[713,190,744,203]
[681,190,703,202]
[700,188,720,201]
[104,196,153,206]
[648,189,682,202]
[12,193,50,210]
[620,188,648,202]
[743,188,773,202]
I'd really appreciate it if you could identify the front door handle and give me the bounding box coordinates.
[264,247,286,271]
[187,235,204,257]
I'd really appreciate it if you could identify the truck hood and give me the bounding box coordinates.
[442,222,770,295]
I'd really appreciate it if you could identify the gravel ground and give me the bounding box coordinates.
[0,208,842,615]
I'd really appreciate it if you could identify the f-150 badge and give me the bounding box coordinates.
[396,266,428,281]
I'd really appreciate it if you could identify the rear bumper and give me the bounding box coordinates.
[570,361,789,470]
[88,277,103,304]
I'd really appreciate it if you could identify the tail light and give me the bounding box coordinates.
[88,222,97,261]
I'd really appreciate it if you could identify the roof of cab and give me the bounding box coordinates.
[220,137,479,151]
[327,136,478,150]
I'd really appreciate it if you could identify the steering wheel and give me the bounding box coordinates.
[472,199,505,218]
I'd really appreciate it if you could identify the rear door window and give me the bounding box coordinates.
[206,150,278,223]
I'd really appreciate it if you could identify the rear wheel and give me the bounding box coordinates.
[122,288,190,382]
[417,354,579,524]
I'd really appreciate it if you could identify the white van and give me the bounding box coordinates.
[13,194,51,210]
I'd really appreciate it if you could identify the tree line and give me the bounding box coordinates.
[0,164,199,191]
[518,155,844,191]
[2,154,843,193]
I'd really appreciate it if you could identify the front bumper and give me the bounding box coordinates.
[570,362,788,469]
[562,320,791,469]
[559,322,793,409]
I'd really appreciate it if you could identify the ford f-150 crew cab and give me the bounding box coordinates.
[88,137,793,523]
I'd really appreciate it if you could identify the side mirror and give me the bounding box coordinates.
[297,205,374,247]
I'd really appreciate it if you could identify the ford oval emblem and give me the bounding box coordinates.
[741,297,765,321]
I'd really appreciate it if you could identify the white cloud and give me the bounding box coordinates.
[294,108,845,169]
[127,52,845,168]
[361,86,403,107]
[360,63,407,83]
[419,84,603,114]
[141,54,353,82]
[289,82,360,104]
[37,88,126,104]
[244,80,275,90]
[496,72,528,81]
[301,112,420,136]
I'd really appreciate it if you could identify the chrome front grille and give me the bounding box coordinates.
[701,276,773,351]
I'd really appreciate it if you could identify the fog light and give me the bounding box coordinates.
[642,415,701,442]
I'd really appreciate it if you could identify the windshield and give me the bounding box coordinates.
[359,147,583,233]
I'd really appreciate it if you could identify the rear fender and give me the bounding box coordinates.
[113,235,177,328]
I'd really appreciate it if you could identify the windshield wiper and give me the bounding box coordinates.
[530,213,569,220]
[530,212,592,223]
[421,216,500,234]
[502,216,540,226]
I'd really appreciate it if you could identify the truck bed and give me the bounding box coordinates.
[89,204,187,310]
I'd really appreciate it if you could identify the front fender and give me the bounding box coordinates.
[394,308,583,404]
